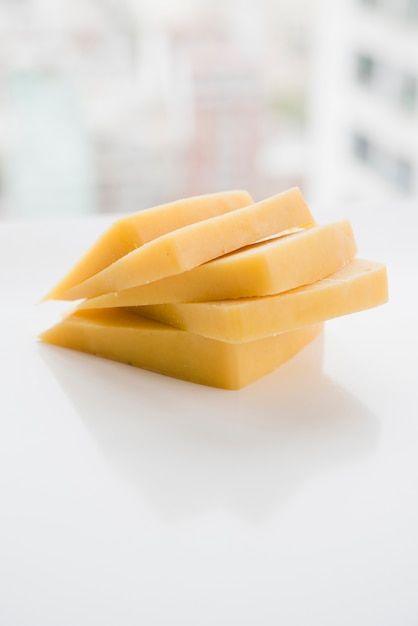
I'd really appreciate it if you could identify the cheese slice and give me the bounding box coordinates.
[59,187,314,301]
[78,219,356,309]
[128,259,387,343]
[44,190,254,301]
[39,309,323,390]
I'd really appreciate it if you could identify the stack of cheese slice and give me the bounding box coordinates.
[40,188,388,390]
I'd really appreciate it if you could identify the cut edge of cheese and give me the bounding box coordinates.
[59,187,315,301]
[128,258,388,342]
[77,219,356,309]
[38,308,324,390]
[42,189,254,301]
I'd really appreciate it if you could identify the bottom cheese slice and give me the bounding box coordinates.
[129,258,388,343]
[39,309,323,390]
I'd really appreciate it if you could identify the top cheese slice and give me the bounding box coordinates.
[57,187,314,301]
[44,189,254,300]
[78,219,356,308]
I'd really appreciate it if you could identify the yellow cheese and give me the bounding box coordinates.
[78,219,356,309]
[44,190,254,300]
[129,259,387,342]
[59,187,314,301]
[39,309,323,390]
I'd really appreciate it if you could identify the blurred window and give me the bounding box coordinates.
[352,133,370,162]
[359,0,418,20]
[359,0,380,7]
[355,52,417,114]
[396,159,413,192]
[352,132,414,194]
[400,74,417,111]
[355,54,375,85]
[406,0,418,19]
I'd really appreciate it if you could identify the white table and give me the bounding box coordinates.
[1,202,417,626]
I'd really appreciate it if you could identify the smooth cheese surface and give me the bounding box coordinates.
[130,259,387,342]
[60,187,314,301]
[39,309,323,390]
[44,190,253,300]
[78,219,357,309]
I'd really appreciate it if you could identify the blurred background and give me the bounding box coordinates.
[0,0,417,219]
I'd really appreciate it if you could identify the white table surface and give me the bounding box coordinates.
[1,201,417,626]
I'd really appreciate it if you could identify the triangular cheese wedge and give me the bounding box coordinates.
[43,189,253,300]
[58,187,314,301]
[39,309,323,390]
[78,219,356,308]
[129,258,388,342]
